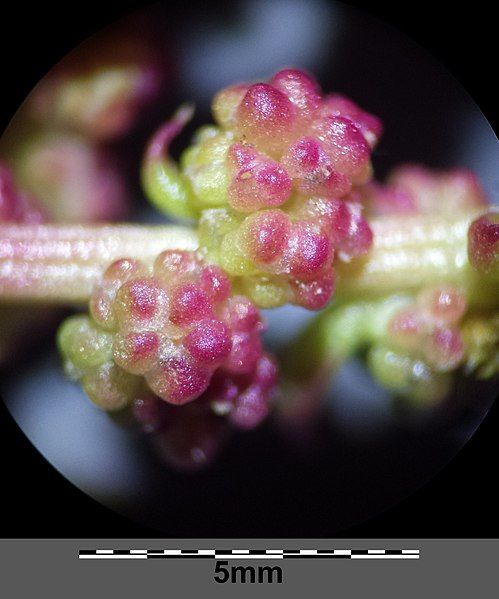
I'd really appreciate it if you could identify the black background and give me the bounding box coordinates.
[0,0,497,538]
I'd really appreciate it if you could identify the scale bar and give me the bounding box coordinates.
[79,548,420,560]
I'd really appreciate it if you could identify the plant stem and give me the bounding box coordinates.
[335,210,497,307]
[0,223,198,303]
[0,211,495,306]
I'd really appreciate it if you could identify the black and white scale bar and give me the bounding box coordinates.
[79,548,420,560]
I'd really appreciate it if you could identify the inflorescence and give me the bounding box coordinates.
[58,249,276,428]
[0,68,497,469]
[143,69,380,309]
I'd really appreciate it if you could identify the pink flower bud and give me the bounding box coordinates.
[235,83,297,155]
[320,94,383,147]
[227,143,292,212]
[270,68,321,113]
[468,212,499,274]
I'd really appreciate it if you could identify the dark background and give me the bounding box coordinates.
[0,0,497,538]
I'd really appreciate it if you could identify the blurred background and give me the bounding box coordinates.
[1,0,497,536]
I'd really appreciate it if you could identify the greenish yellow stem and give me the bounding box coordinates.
[336,211,497,308]
[0,223,198,303]
[0,211,495,310]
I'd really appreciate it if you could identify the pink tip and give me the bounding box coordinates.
[235,83,296,154]
[145,104,194,163]
[362,182,417,216]
[113,331,161,374]
[147,354,210,405]
[284,137,321,170]
[184,319,232,365]
[243,210,291,264]
[127,331,160,361]
[170,283,213,325]
[229,385,269,430]
[92,258,146,327]
[282,137,351,197]
[289,222,332,276]
[386,164,488,214]
[225,332,262,374]
[154,249,199,280]
[425,327,464,371]
[320,94,383,147]
[227,143,292,212]
[444,169,488,209]
[468,212,499,274]
[336,202,373,260]
[418,286,467,325]
[223,296,261,333]
[254,353,279,390]
[103,258,145,283]
[298,197,351,242]
[309,116,370,178]
[291,270,335,310]
[199,265,232,304]
[122,278,164,320]
[270,68,321,112]
[388,308,426,348]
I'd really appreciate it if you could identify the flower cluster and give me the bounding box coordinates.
[13,134,127,222]
[367,285,467,404]
[27,26,161,142]
[1,23,163,222]
[132,354,277,470]
[143,69,381,308]
[2,67,498,472]
[360,164,488,217]
[58,249,276,420]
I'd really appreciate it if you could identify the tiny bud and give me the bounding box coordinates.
[289,222,332,276]
[146,353,211,404]
[388,308,426,350]
[270,68,321,112]
[114,278,170,330]
[241,210,291,264]
[212,83,249,129]
[170,283,213,325]
[223,296,261,333]
[184,319,232,365]
[153,249,200,281]
[235,83,296,155]
[199,265,232,304]
[225,331,263,375]
[320,94,383,147]
[417,286,467,325]
[113,331,160,374]
[229,385,269,430]
[227,143,292,212]
[309,116,370,181]
[424,327,464,372]
[290,270,335,310]
[282,137,351,198]
[336,202,373,260]
[468,212,499,275]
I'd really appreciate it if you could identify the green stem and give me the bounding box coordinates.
[336,210,497,307]
[0,223,198,303]
[0,211,495,309]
